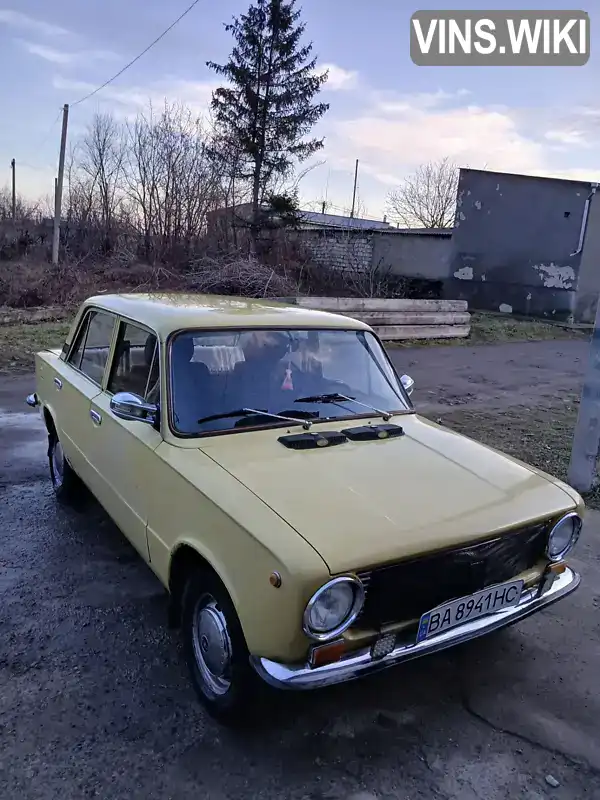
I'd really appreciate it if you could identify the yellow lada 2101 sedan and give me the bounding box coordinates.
[27,293,584,723]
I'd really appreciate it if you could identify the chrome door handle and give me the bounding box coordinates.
[90,410,102,425]
[53,377,63,389]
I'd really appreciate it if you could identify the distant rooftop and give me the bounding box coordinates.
[207,202,454,234]
[298,211,453,235]
[390,227,453,236]
[297,210,394,231]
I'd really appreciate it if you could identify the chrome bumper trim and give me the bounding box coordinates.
[250,566,580,690]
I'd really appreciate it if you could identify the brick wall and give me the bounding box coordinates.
[297,229,374,271]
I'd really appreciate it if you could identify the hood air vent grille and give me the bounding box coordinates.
[341,424,404,441]
[278,431,348,450]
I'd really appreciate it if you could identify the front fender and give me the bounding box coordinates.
[154,523,328,662]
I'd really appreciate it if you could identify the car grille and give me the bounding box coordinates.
[356,521,551,629]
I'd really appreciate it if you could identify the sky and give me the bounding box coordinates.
[1,0,599,219]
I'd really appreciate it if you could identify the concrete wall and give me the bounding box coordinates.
[445,168,592,320]
[295,228,452,282]
[371,230,452,281]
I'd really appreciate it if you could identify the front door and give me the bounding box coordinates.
[88,319,162,562]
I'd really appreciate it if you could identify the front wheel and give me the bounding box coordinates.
[48,432,82,505]
[181,569,261,725]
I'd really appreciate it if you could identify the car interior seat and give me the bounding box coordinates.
[171,337,215,430]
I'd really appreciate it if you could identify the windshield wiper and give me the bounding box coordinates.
[197,407,312,429]
[294,393,393,422]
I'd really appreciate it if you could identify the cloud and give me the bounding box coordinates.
[323,92,547,189]
[320,63,358,92]
[0,9,68,36]
[18,40,118,65]
[545,129,589,147]
[52,76,218,119]
[371,88,472,114]
[300,84,600,215]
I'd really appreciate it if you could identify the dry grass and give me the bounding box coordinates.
[430,397,599,509]
[0,255,302,310]
[0,322,70,373]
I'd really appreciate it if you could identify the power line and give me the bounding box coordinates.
[71,0,202,107]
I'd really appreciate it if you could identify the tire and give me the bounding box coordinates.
[48,431,82,506]
[181,568,261,725]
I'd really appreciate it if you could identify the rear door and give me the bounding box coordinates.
[88,319,162,562]
[56,308,117,490]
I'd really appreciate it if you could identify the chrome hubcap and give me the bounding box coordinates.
[52,440,64,487]
[192,595,232,698]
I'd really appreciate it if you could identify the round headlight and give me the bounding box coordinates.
[303,577,365,641]
[546,512,582,561]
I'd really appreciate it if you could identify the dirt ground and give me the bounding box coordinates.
[390,337,586,415]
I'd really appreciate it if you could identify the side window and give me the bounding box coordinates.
[108,322,159,401]
[67,310,115,385]
[67,314,90,370]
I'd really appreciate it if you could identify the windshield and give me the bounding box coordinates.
[168,328,410,435]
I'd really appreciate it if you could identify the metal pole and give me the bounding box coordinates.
[350,159,359,218]
[11,159,16,220]
[52,104,69,265]
[568,295,600,492]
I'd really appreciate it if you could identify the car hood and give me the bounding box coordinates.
[196,414,578,574]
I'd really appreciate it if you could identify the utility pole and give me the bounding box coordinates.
[10,159,16,220]
[568,185,600,493]
[52,103,69,265]
[568,297,600,492]
[350,159,359,218]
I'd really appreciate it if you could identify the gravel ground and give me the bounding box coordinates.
[1,339,599,800]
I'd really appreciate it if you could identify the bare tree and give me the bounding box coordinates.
[342,191,367,220]
[0,188,41,221]
[386,157,459,228]
[77,113,126,251]
[122,102,222,261]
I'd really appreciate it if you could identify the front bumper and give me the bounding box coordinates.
[250,565,580,690]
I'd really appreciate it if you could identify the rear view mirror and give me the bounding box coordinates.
[401,374,415,396]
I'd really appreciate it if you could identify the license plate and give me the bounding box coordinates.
[416,579,524,643]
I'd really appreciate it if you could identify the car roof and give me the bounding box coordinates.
[82,293,371,338]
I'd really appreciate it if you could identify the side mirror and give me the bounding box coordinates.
[110,392,157,425]
[400,374,415,397]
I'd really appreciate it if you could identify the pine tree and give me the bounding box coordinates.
[207,0,329,241]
